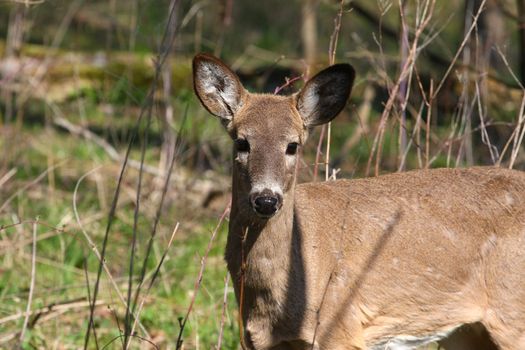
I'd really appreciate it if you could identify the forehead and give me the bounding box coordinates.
[234,94,304,139]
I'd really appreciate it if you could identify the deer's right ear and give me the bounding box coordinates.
[193,53,245,124]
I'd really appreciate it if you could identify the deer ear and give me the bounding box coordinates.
[193,53,245,124]
[296,64,355,127]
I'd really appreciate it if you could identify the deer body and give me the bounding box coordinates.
[193,54,525,350]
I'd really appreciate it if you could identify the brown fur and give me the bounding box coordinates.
[193,53,525,350]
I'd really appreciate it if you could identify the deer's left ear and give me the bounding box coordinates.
[296,64,355,127]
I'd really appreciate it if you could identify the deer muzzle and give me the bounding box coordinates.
[249,190,283,218]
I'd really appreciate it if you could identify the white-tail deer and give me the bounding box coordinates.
[192,53,525,350]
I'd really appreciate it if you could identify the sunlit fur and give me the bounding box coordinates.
[193,53,525,350]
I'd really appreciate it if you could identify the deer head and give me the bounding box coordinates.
[193,53,355,218]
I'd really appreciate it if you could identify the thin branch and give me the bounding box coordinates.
[175,202,230,349]
[52,114,164,177]
[432,0,487,98]
[73,166,149,337]
[84,0,180,346]
[0,160,66,213]
[238,226,249,350]
[127,223,180,348]
[495,46,525,167]
[124,86,152,348]
[19,220,37,344]
[509,95,525,168]
[475,80,498,164]
[274,75,305,95]
[216,273,230,350]
[313,126,326,181]
[129,104,189,332]
[325,0,346,181]
[0,168,17,188]
[366,0,437,176]
[83,258,99,350]
[0,299,105,327]
[397,0,409,171]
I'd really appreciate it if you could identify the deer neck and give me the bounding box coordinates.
[226,167,297,297]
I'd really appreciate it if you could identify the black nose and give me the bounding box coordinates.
[250,194,281,217]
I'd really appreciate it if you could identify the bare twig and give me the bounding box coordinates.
[475,80,498,164]
[509,95,525,169]
[124,81,153,348]
[495,46,525,168]
[175,202,230,349]
[335,85,374,165]
[432,0,487,98]
[127,223,180,348]
[73,166,149,337]
[325,0,346,181]
[0,160,66,213]
[129,105,189,342]
[84,0,181,347]
[83,258,99,350]
[0,168,17,189]
[52,113,164,177]
[101,334,159,350]
[274,75,305,95]
[238,226,249,350]
[328,0,345,65]
[325,123,333,181]
[366,0,436,176]
[18,220,37,344]
[313,126,326,181]
[216,273,230,350]
[425,81,434,168]
[1,220,36,232]
[0,229,62,255]
[397,0,409,171]
[0,299,105,327]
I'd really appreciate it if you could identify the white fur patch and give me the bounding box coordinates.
[369,328,457,350]
[199,62,240,117]
[504,192,515,206]
[299,85,319,121]
[235,152,249,163]
[285,152,297,168]
[250,180,283,197]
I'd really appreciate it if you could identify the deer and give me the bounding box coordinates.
[192,53,525,350]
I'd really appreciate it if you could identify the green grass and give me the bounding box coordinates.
[0,120,239,349]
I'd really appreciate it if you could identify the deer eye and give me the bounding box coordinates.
[286,142,299,155]
[235,139,250,153]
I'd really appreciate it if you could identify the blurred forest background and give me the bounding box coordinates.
[1,0,524,348]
